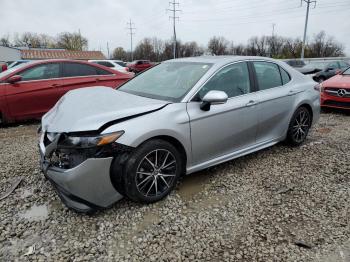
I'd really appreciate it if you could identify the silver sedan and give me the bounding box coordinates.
[39,56,320,213]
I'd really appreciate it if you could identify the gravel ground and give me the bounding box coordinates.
[0,111,349,261]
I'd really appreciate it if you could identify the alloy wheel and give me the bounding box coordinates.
[135,149,177,197]
[291,108,310,143]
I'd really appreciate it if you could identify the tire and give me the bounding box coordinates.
[122,139,184,203]
[286,107,312,146]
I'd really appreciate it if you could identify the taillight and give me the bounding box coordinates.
[1,64,7,71]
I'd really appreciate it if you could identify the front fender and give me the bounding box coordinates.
[102,103,192,166]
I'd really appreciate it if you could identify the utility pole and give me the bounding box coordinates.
[300,0,316,60]
[106,42,110,59]
[126,19,136,61]
[167,1,181,59]
[78,29,82,51]
[270,23,276,58]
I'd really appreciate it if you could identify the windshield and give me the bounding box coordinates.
[342,67,350,75]
[119,62,213,102]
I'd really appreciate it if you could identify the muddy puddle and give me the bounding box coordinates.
[176,171,211,201]
[19,204,49,221]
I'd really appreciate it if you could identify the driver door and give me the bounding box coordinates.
[5,62,62,120]
[186,62,259,166]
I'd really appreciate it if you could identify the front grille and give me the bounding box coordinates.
[324,87,350,98]
[323,100,350,108]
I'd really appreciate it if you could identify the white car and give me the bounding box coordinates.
[88,60,129,73]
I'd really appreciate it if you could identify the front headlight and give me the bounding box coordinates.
[59,131,124,148]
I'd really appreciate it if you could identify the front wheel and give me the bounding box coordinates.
[123,139,184,203]
[286,107,312,146]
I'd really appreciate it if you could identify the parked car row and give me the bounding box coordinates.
[0,59,133,123]
[285,59,350,83]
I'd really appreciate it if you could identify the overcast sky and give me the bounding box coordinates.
[1,0,349,56]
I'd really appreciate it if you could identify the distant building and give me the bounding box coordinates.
[0,46,105,61]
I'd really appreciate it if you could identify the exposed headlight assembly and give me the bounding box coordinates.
[58,131,125,148]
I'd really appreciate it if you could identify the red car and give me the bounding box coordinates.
[320,67,350,110]
[0,59,132,124]
[127,60,154,73]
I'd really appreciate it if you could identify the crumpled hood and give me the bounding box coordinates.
[42,86,168,133]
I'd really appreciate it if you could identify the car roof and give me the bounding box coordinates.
[166,56,279,66]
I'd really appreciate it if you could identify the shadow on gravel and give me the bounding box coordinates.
[0,119,40,129]
[321,108,350,116]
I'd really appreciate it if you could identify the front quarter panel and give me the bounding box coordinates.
[102,103,192,166]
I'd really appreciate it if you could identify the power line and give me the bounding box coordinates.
[126,19,136,61]
[167,1,181,59]
[301,0,316,60]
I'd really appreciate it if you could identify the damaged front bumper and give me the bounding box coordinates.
[39,133,125,213]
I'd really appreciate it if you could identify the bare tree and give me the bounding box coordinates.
[133,38,154,60]
[14,32,42,48]
[56,32,88,51]
[151,37,165,62]
[208,36,229,55]
[112,47,128,61]
[0,34,11,47]
[308,31,344,57]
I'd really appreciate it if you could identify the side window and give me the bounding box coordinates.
[253,62,282,90]
[62,63,98,77]
[279,67,291,85]
[97,61,114,68]
[20,63,60,81]
[198,62,251,99]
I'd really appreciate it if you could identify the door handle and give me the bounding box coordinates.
[50,84,61,88]
[95,78,101,82]
[246,100,258,107]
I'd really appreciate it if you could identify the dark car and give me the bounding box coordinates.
[313,61,349,82]
[285,59,306,68]
[127,60,154,73]
[0,59,132,124]
[284,60,318,75]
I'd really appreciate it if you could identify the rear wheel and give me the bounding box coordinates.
[123,139,183,203]
[286,107,312,146]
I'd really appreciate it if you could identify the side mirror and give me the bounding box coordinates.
[335,69,342,75]
[7,75,22,84]
[200,90,228,111]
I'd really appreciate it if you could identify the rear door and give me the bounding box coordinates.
[187,61,259,166]
[61,62,119,92]
[5,62,63,120]
[251,61,295,143]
